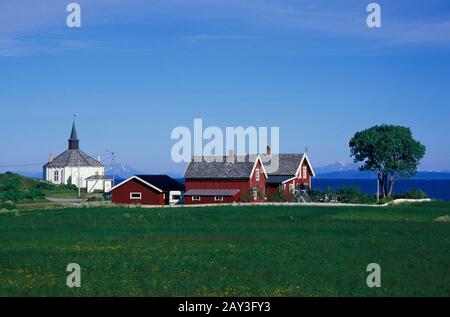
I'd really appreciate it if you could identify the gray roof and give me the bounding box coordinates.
[184,189,240,196]
[267,175,295,185]
[86,175,112,180]
[184,155,259,179]
[260,153,304,176]
[44,149,103,168]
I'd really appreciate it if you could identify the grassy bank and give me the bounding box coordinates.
[0,202,449,296]
[0,173,84,209]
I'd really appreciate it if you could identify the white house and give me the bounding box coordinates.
[43,121,111,192]
[86,174,113,193]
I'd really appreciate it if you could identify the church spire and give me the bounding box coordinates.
[68,117,80,150]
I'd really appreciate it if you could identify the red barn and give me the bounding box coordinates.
[261,150,315,201]
[183,153,267,204]
[109,175,184,206]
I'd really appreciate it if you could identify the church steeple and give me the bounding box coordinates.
[68,118,80,150]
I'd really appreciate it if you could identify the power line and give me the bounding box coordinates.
[0,163,45,168]
[0,151,114,169]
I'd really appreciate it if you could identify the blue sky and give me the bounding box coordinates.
[1,0,450,174]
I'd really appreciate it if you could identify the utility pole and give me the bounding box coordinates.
[112,151,116,187]
[106,149,116,187]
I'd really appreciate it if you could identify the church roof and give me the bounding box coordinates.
[45,120,103,168]
[44,149,103,168]
[70,121,78,140]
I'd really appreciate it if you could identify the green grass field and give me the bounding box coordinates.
[1,202,449,297]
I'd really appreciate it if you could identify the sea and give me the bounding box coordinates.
[313,179,450,201]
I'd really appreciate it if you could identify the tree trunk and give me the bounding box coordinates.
[381,174,388,198]
[388,175,395,197]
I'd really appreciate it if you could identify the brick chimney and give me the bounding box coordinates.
[266,146,272,156]
[226,149,234,163]
[48,154,53,163]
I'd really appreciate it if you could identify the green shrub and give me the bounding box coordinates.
[403,189,428,199]
[0,201,16,210]
[36,182,56,191]
[87,196,104,202]
[241,187,265,202]
[63,184,77,191]
[0,188,25,202]
[378,196,395,204]
[0,173,52,202]
[266,186,297,202]
[24,189,45,200]
[336,186,376,204]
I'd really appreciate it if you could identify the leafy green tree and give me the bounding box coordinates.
[349,125,425,198]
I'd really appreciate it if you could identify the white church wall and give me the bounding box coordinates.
[63,166,105,188]
[46,167,65,185]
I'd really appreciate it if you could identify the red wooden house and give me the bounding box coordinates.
[183,153,267,204]
[261,149,315,200]
[109,175,184,206]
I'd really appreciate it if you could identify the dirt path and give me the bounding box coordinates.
[45,197,87,204]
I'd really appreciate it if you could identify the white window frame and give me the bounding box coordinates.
[192,196,201,201]
[130,192,142,200]
[253,187,258,200]
[255,168,260,182]
[214,196,224,202]
[303,166,308,179]
[54,170,59,182]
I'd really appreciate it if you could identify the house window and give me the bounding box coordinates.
[255,168,260,182]
[192,196,201,201]
[289,183,295,193]
[172,195,181,200]
[303,166,308,179]
[54,170,59,182]
[130,192,142,200]
[214,196,224,202]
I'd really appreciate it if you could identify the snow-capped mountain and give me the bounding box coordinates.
[315,161,450,179]
[105,163,142,179]
[315,161,360,175]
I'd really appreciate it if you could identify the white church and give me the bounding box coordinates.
[43,121,113,193]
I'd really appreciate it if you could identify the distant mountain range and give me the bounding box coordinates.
[4,161,450,180]
[315,161,360,174]
[104,163,185,179]
[316,162,450,179]
[105,163,142,179]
